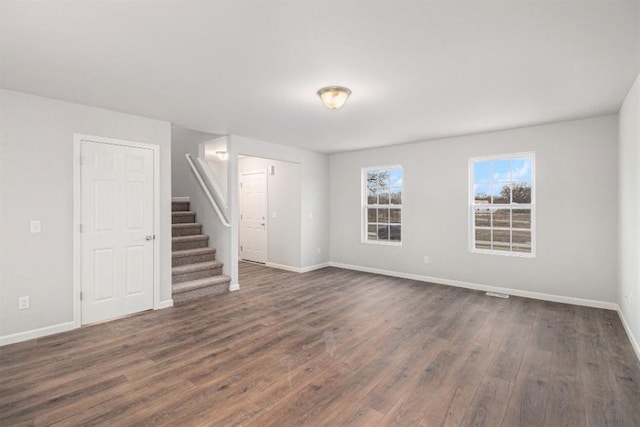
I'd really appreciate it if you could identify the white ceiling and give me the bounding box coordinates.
[1,1,638,153]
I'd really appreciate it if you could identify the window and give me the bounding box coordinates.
[470,153,535,256]
[363,166,402,244]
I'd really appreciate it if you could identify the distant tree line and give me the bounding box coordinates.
[475,183,531,204]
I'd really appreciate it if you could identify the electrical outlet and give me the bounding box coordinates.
[317,247,322,254]
[272,211,277,218]
[423,256,430,264]
[30,220,41,234]
[18,296,30,310]
[309,212,313,220]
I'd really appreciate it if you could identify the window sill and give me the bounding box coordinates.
[361,240,402,247]
[470,248,535,259]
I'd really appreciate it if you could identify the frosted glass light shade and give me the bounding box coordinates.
[317,86,351,109]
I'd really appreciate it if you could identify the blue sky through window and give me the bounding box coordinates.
[474,158,532,185]
[390,168,402,187]
[471,155,534,255]
[473,157,532,203]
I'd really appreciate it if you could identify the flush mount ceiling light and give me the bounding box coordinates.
[317,86,351,110]
[216,151,228,161]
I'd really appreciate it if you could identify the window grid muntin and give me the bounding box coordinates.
[363,166,402,244]
[470,153,535,257]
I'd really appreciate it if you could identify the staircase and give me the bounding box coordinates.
[172,197,231,303]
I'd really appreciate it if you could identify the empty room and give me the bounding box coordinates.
[1,1,640,426]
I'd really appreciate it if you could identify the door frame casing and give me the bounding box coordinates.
[73,134,161,327]
[239,169,268,263]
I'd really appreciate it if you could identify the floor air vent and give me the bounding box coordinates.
[486,292,509,299]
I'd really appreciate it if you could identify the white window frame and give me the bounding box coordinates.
[469,152,536,258]
[361,165,403,246]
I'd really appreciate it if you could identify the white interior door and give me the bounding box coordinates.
[81,140,154,324]
[239,171,267,263]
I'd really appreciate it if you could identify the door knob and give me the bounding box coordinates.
[145,235,154,241]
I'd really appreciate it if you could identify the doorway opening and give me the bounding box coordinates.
[238,156,301,270]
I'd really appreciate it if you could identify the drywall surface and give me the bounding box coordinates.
[0,89,172,337]
[229,135,330,285]
[619,73,640,356]
[171,125,221,197]
[202,138,229,195]
[330,115,618,303]
[239,156,302,268]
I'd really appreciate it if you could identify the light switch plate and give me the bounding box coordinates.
[18,296,30,310]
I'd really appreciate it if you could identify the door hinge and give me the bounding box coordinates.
[79,224,84,233]
[79,155,86,166]
[240,245,243,251]
[240,214,243,220]
[80,291,83,301]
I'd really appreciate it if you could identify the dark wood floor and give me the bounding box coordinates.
[1,263,639,426]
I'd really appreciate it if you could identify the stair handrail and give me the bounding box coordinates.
[185,153,231,228]
[195,156,228,212]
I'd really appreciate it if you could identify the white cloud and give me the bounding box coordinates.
[492,159,531,182]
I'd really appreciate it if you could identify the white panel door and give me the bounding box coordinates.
[239,171,267,263]
[81,140,154,324]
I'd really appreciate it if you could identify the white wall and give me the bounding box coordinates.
[0,89,172,339]
[171,125,221,197]
[239,156,302,268]
[619,73,640,358]
[229,135,330,286]
[330,116,619,304]
[202,138,229,196]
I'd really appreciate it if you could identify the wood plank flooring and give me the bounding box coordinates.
[1,263,639,426]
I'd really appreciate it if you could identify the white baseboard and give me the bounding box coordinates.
[328,262,618,311]
[617,308,640,362]
[265,262,331,274]
[156,299,174,309]
[229,283,240,292]
[266,262,301,273]
[3,300,174,346]
[301,262,331,273]
[0,321,77,347]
